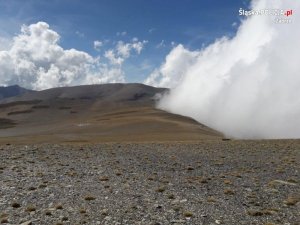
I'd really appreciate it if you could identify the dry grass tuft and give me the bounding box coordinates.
[11,202,21,208]
[207,196,217,203]
[25,205,36,212]
[79,209,87,214]
[84,195,96,201]
[284,196,299,206]
[224,189,234,195]
[0,218,8,224]
[155,186,166,193]
[183,211,193,217]
[223,179,232,185]
[247,209,264,216]
[55,204,63,210]
[99,176,109,181]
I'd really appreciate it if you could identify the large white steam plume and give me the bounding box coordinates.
[146,0,300,139]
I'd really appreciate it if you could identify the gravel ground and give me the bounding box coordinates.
[0,140,299,225]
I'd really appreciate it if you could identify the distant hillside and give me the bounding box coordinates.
[0,83,222,144]
[0,83,167,104]
[0,85,33,100]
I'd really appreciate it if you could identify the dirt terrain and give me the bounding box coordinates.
[0,84,299,225]
[0,140,299,225]
[0,84,220,144]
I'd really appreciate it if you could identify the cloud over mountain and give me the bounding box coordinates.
[146,0,300,139]
[0,22,146,90]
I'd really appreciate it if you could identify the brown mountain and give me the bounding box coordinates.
[0,85,33,100]
[0,83,222,144]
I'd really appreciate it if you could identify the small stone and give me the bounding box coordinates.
[101,209,109,216]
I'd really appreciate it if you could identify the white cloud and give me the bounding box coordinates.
[104,50,124,65]
[75,31,85,38]
[146,0,300,139]
[148,28,156,33]
[105,38,147,65]
[0,22,126,90]
[93,40,103,51]
[116,41,132,58]
[156,40,166,49]
[232,22,238,27]
[116,31,127,36]
[145,44,199,88]
[0,37,11,51]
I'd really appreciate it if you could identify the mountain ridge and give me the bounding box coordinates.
[0,83,222,144]
[0,85,33,101]
[0,83,167,103]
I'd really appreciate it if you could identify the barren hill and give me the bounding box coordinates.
[0,83,221,144]
[0,85,32,100]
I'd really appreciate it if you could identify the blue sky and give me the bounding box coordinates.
[0,0,250,83]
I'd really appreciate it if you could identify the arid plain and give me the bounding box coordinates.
[0,84,299,225]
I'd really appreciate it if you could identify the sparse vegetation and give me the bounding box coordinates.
[7,110,33,116]
[25,205,36,212]
[186,166,194,171]
[0,141,298,224]
[247,209,264,216]
[55,204,63,210]
[207,196,217,203]
[45,210,52,216]
[0,118,16,129]
[99,176,109,181]
[155,186,166,193]
[84,195,96,201]
[167,194,175,199]
[223,179,232,185]
[284,196,299,206]
[183,211,193,217]
[79,209,86,214]
[224,188,234,195]
[0,218,8,224]
[32,105,49,109]
[28,186,36,191]
[11,202,21,208]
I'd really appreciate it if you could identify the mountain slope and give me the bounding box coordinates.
[0,85,33,100]
[0,83,222,143]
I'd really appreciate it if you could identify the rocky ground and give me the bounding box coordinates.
[0,140,299,225]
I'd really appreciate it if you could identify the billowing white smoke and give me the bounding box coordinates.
[0,22,146,90]
[146,0,300,139]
